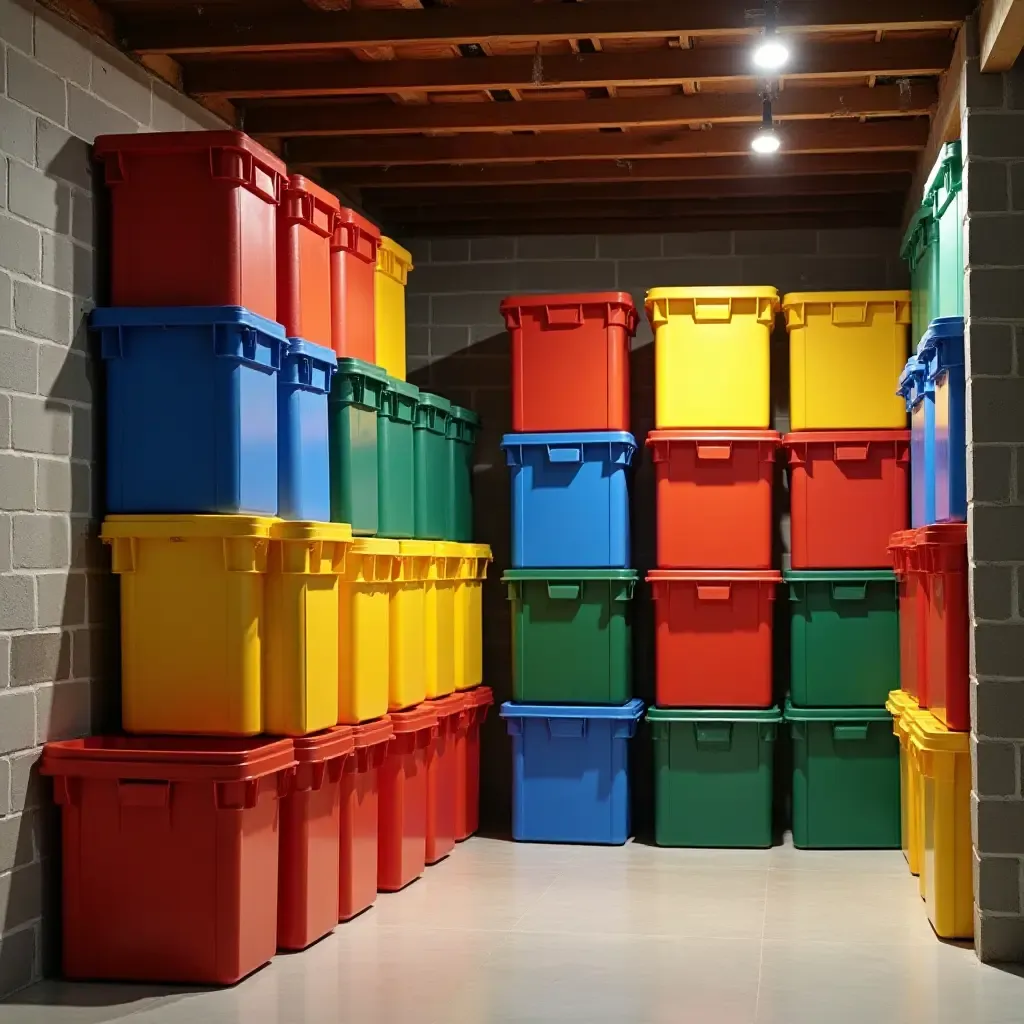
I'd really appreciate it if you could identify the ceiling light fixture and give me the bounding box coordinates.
[753,3,789,71]
[751,96,781,154]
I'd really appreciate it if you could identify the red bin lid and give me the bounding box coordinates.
[283,173,341,211]
[647,570,782,583]
[648,430,780,443]
[93,129,286,175]
[429,693,468,721]
[782,429,910,447]
[462,686,494,710]
[351,716,394,751]
[292,726,355,765]
[500,292,636,311]
[390,703,439,734]
[918,523,967,547]
[332,206,382,257]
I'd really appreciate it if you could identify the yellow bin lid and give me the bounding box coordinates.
[782,290,912,328]
[645,286,779,327]
[909,709,970,753]
[885,689,919,719]
[377,236,413,283]
[101,514,276,540]
[269,521,353,543]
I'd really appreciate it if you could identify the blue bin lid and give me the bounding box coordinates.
[918,316,965,379]
[90,305,287,341]
[500,698,644,721]
[285,338,338,369]
[896,356,925,408]
[502,431,636,449]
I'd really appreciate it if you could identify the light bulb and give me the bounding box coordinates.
[751,128,781,154]
[753,38,789,70]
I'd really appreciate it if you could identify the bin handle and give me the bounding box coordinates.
[544,305,583,328]
[547,583,581,600]
[833,723,870,741]
[547,446,582,464]
[696,584,731,601]
[117,780,170,808]
[695,723,733,748]
[692,297,732,323]
[834,443,870,462]
[831,582,868,601]
[831,302,869,326]
[547,718,585,739]
[696,442,732,461]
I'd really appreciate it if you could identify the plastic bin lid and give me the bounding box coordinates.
[647,706,782,723]
[647,429,780,444]
[646,286,778,302]
[647,569,782,583]
[390,703,439,734]
[885,690,919,719]
[351,716,394,750]
[924,140,962,202]
[909,709,969,753]
[783,569,895,582]
[92,130,286,175]
[503,569,638,582]
[292,726,354,764]
[333,206,381,242]
[91,305,287,340]
[917,523,967,547]
[285,338,338,369]
[888,529,924,550]
[783,700,892,722]
[500,698,644,721]
[781,430,910,447]
[900,202,935,258]
[41,736,296,783]
[897,356,924,398]
[462,686,494,710]
[500,292,636,311]
[102,515,276,541]
[398,540,435,557]
[378,236,413,264]
[351,537,400,557]
[781,290,911,308]
[500,431,637,449]
[269,521,353,544]
[283,174,341,213]
[919,316,965,375]
[418,392,453,412]
[335,356,388,380]
[467,543,492,559]
[430,693,468,721]
[450,403,480,427]
[385,376,421,400]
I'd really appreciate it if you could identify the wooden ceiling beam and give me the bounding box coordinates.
[981,0,1024,71]
[327,150,919,188]
[187,39,954,99]
[244,82,937,137]
[286,118,928,167]
[121,1,972,56]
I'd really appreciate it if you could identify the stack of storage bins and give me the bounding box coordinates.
[497,293,644,845]
[780,290,911,851]
[642,287,783,849]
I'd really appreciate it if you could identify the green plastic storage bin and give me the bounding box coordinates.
[448,403,479,543]
[648,707,780,848]
[787,701,900,850]
[329,357,387,536]
[925,141,964,321]
[503,569,637,705]
[414,392,452,540]
[900,202,939,348]
[786,570,899,708]
[378,376,419,539]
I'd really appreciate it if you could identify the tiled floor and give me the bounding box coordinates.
[6,836,1024,1024]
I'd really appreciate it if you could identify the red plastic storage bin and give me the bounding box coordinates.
[783,430,910,569]
[278,726,354,951]
[647,429,779,569]
[331,207,381,362]
[93,131,286,321]
[41,736,295,985]
[648,570,781,708]
[339,716,392,922]
[502,292,637,432]
[888,529,926,704]
[278,175,341,349]
[919,524,969,731]
[426,693,466,865]
[455,686,494,842]
[378,703,438,892]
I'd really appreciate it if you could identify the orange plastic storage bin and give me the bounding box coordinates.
[339,717,393,922]
[502,292,637,432]
[41,736,295,985]
[331,207,381,362]
[647,430,779,569]
[455,686,494,842]
[889,529,926,705]
[277,175,341,348]
[378,703,437,892]
[278,726,354,952]
[919,524,969,730]
[94,131,286,321]
[784,430,910,569]
[426,693,466,865]
[648,571,781,708]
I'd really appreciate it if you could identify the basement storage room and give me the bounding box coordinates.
[2,0,1024,1020]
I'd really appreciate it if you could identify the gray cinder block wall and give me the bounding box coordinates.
[961,24,1024,964]
[0,0,226,997]
[402,228,909,841]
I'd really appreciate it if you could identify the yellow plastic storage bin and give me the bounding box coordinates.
[375,236,413,380]
[389,539,433,711]
[886,690,923,877]
[265,521,353,736]
[454,543,492,691]
[102,515,274,736]
[910,712,973,940]
[425,542,462,699]
[783,290,911,429]
[646,286,777,428]
[338,537,399,724]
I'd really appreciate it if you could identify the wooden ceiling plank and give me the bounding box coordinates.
[121,1,972,56]
[186,39,954,99]
[981,0,1024,71]
[244,82,937,136]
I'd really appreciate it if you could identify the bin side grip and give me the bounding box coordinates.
[833,723,870,742]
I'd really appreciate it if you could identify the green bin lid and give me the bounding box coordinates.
[502,569,638,582]
[924,139,962,206]
[385,376,420,401]
[330,357,388,408]
[783,570,895,582]
[450,403,480,426]
[418,392,452,413]
[646,706,781,724]
[334,357,388,381]
[899,202,935,260]
[783,699,892,722]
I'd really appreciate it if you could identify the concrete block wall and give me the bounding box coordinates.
[402,227,908,837]
[961,25,1024,964]
[0,0,225,997]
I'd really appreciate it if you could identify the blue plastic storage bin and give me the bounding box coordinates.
[920,317,966,523]
[94,306,283,516]
[500,699,644,844]
[501,431,636,568]
[898,353,933,528]
[278,338,337,521]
